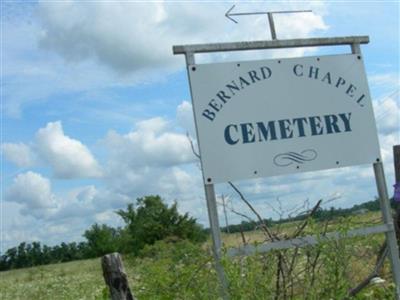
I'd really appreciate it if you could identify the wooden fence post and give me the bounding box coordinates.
[394,145,400,183]
[393,145,400,240]
[101,253,135,300]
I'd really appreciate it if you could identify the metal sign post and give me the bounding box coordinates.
[173,27,400,299]
[374,161,400,298]
[184,52,229,300]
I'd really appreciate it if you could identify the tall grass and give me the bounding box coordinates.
[0,212,396,299]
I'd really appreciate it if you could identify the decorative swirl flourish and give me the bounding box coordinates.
[273,149,318,167]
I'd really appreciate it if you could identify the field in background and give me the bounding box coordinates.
[1,211,396,299]
[221,211,383,247]
[0,258,106,299]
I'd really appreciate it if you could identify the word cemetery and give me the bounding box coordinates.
[224,112,352,145]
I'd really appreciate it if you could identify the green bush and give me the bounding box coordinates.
[83,224,120,257]
[117,195,207,255]
[128,239,217,300]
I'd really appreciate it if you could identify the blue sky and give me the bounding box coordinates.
[1,1,399,251]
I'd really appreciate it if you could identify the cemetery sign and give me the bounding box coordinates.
[188,54,380,183]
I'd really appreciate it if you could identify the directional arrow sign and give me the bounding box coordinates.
[225,5,312,23]
[225,5,272,24]
[225,5,312,39]
[225,5,239,23]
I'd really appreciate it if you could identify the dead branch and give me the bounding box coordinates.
[287,198,310,219]
[239,224,247,245]
[186,132,201,159]
[265,199,285,220]
[228,181,276,241]
[224,202,255,225]
[291,199,323,239]
[348,244,388,297]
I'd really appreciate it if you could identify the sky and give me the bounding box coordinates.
[1,1,399,251]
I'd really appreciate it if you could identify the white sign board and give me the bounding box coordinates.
[188,54,381,184]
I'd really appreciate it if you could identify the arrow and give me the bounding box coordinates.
[225,5,270,24]
[225,5,312,40]
[225,5,238,23]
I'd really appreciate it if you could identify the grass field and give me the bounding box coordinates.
[0,211,397,299]
[0,258,106,299]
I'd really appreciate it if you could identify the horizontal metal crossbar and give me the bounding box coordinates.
[173,36,369,55]
[227,224,392,257]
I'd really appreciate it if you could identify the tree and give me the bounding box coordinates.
[83,224,120,257]
[117,195,206,255]
[30,241,43,265]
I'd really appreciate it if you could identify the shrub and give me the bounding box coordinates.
[117,195,207,255]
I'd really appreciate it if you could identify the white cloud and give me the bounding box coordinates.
[37,2,328,73]
[2,114,202,225]
[6,1,400,251]
[2,142,36,167]
[75,185,98,203]
[35,121,102,178]
[3,17,159,118]
[4,2,329,118]
[3,218,41,249]
[55,185,131,221]
[101,163,206,225]
[374,90,400,135]
[273,12,328,39]
[38,2,177,73]
[369,73,399,89]
[98,115,204,215]
[159,166,200,196]
[94,210,116,223]
[379,132,399,165]
[177,101,195,136]
[104,117,195,169]
[101,116,202,207]
[2,203,87,250]
[4,175,129,226]
[5,171,58,217]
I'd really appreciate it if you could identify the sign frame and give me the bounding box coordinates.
[173,36,400,300]
[187,53,381,184]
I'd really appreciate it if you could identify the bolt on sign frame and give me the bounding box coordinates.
[173,36,400,300]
